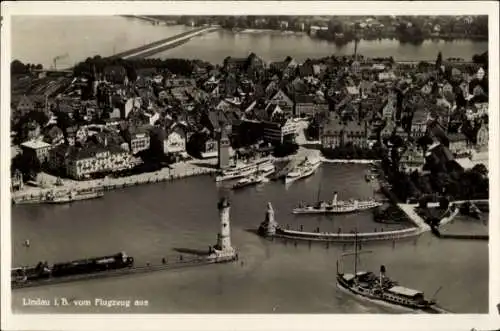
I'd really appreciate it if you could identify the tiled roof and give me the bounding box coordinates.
[322,116,366,137]
[21,140,51,149]
[447,132,467,142]
[295,94,315,104]
[67,145,108,160]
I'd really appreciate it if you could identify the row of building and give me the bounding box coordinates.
[13,50,488,180]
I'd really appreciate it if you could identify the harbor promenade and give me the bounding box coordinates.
[397,201,480,232]
[11,158,218,203]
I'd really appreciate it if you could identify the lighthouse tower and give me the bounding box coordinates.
[210,197,236,261]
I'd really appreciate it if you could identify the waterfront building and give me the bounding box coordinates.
[164,124,188,160]
[20,140,52,163]
[129,127,151,155]
[261,116,297,144]
[66,145,131,180]
[321,114,368,149]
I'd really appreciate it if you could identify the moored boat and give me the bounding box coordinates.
[284,156,321,184]
[256,163,276,177]
[232,175,265,190]
[215,157,273,182]
[293,192,383,214]
[45,188,104,204]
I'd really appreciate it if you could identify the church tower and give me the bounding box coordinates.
[217,120,231,169]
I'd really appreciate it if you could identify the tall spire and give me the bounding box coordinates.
[354,37,358,62]
[353,23,359,62]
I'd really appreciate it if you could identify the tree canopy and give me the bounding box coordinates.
[11,59,43,75]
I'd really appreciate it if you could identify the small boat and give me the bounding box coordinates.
[232,175,264,190]
[293,192,383,214]
[256,163,276,177]
[336,233,443,313]
[284,157,321,184]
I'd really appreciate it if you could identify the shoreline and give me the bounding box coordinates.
[320,158,380,164]
[11,152,379,204]
[239,28,307,36]
[11,160,217,204]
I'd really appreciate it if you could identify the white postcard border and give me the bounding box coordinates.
[1,1,499,331]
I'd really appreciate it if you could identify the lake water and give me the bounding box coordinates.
[11,164,488,314]
[9,15,489,314]
[11,16,488,69]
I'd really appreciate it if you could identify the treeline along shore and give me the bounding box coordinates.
[126,15,488,44]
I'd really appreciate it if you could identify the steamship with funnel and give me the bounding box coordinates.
[336,232,445,313]
[293,191,382,214]
[284,156,321,184]
[215,157,274,182]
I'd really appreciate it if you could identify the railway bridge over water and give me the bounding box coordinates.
[110,25,219,60]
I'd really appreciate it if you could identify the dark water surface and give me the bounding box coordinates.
[11,164,488,314]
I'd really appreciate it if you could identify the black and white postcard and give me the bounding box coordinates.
[1,1,499,331]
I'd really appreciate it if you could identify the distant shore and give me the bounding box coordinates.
[239,28,307,36]
[320,158,379,164]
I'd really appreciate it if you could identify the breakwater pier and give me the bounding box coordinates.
[12,255,234,290]
[257,198,461,244]
[12,197,238,290]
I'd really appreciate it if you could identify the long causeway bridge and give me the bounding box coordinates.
[110,25,219,60]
